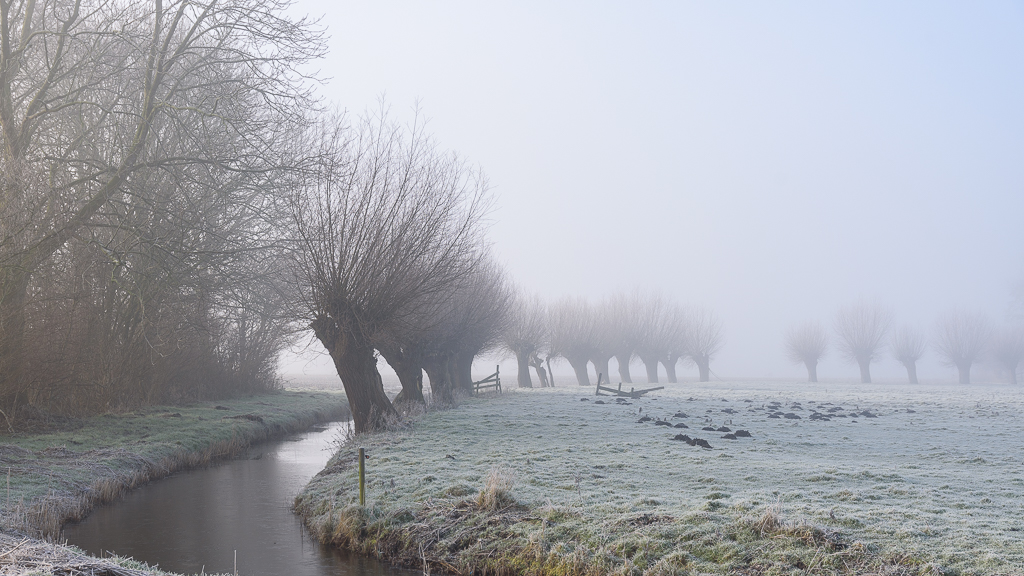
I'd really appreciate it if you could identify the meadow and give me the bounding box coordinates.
[297,381,1024,575]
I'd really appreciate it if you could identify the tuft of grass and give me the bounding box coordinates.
[476,465,517,512]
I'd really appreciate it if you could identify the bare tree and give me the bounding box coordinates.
[890,326,926,384]
[606,291,640,383]
[439,259,514,398]
[683,306,724,382]
[502,292,547,388]
[833,300,893,383]
[661,305,690,383]
[292,110,488,432]
[547,297,596,386]
[634,292,670,384]
[588,299,619,385]
[1,0,321,417]
[990,326,1024,385]
[933,309,990,385]
[785,322,828,382]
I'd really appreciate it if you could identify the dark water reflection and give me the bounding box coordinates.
[64,421,417,576]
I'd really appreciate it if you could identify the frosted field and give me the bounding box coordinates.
[308,381,1024,574]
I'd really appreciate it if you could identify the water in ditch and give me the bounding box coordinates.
[63,421,417,576]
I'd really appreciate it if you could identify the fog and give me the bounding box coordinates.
[286,1,1024,382]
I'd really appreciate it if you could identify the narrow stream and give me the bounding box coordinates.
[63,421,417,576]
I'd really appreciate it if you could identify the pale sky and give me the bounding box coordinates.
[284,1,1024,383]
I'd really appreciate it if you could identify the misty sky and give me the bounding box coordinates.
[285,1,1024,382]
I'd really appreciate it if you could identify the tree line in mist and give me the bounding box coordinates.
[0,0,324,424]
[502,291,724,388]
[786,300,1024,385]
[2,2,1018,436]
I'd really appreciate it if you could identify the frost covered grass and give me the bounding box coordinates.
[0,530,221,575]
[296,382,1024,575]
[0,391,347,536]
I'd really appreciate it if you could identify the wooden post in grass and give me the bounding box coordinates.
[358,448,366,506]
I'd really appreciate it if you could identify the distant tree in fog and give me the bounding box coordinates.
[588,299,618,385]
[432,259,514,401]
[502,292,548,388]
[548,297,597,386]
[890,326,926,384]
[933,309,990,385]
[634,292,672,384]
[607,292,641,383]
[833,300,893,383]
[785,322,828,383]
[662,306,693,383]
[989,326,1024,385]
[684,306,724,382]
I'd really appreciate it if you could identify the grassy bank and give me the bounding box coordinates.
[0,390,348,537]
[295,384,1024,576]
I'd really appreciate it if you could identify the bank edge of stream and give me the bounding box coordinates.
[0,390,349,576]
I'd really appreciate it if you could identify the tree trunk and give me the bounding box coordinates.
[378,346,425,406]
[0,271,30,422]
[1010,366,1018,386]
[323,342,396,433]
[392,369,424,406]
[516,352,533,388]
[615,353,633,383]
[903,361,918,385]
[956,361,971,385]
[566,356,591,386]
[805,360,818,383]
[532,363,550,387]
[662,354,679,383]
[424,356,455,404]
[857,357,872,383]
[454,351,475,396]
[546,356,555,387]
[639,354,659,384]
[590,355,611,385]
[695,354,711,382]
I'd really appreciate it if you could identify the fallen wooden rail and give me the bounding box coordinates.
[594,373,663,399]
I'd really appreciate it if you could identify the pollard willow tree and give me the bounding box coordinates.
[548,297,597,386]
[587,299,619,386]
[502,291,548,388]
[933,309,990,385]
[661,305,691,383]
[606,291,640,383]
[684,306,724,382]
[833,300,892,383]
[417,258,512,404]
[785,322,828,382]
[0,0,321,414]
[990,326,1024,385]
[291,111,488,433]
[890,326,926,384]
[634,292,671,384]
